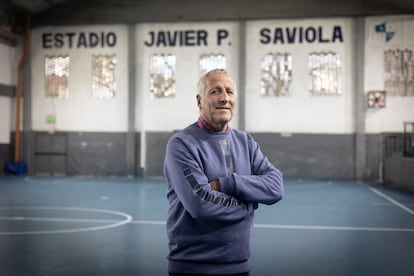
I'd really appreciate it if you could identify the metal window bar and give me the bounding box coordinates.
[260,52,292,96]
[91,54,117,99]
[308,52,341,95]
[150,54,176,98]
[199,53,226,75]
[384,49,414,96]
[384,134,404,157]
[44,55,69,98]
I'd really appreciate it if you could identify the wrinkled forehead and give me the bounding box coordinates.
[205,72,236,89]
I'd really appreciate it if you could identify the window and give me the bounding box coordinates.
[150,54,176,98]
[260,52,292,96]
[308,52,341,95]
[199,53,226,75]
[384,49,414,96]
[44,55,70,98]
[91,54,117,99]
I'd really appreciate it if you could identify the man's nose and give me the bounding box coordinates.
[219,91,230,103]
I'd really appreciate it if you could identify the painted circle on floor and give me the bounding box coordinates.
[0,206,132,235]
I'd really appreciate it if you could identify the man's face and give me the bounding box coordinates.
[197,72,236,132]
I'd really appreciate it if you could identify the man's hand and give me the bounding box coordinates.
[209,180,221,191]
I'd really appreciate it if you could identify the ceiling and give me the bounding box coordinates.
[1,0,414,32]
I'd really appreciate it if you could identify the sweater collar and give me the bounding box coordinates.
[196,116,229,133]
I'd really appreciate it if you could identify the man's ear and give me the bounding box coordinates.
[196,95,202,109]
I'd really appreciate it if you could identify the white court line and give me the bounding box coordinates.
[0,206,132,235]
[367,186,414,216]
[2,200,414,234]
[0,217,125,224]
[130,220,166,225]
[128,220,414,232]
[1,216,414,233]
[253,224,414,232]
[0,217,165,225]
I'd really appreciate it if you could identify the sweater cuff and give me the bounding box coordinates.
[218,174,236,196]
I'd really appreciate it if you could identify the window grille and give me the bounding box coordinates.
[91,54,117,99]
[308,52,341,95]
[260,52,292,96]
[199,53,226,75]
[384,49,414,96]
[44,55,70,98]
[150,54,176,98]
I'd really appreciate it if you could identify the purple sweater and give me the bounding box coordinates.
[164,122,284,274]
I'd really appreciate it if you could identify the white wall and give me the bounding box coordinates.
[25,17,414,136]
[245,18,355,134]
[0,96,12,143]
[30,25,129,132]
[0,42,18,143]
[135,22,240,132]
[364,15,414,133]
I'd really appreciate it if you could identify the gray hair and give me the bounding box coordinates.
[197,68,233,96]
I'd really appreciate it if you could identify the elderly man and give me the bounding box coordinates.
[164,69,284,276]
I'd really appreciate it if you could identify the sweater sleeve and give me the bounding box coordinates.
[219,136,284,205]
[164,136,252,222]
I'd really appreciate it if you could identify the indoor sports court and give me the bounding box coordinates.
[1,176,414,275]
[1,0,414,275]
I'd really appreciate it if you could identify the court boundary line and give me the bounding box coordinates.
[128,220,414,232]
[253,223,414,232]
[2,216,414,233]
[0,206,132,235]
[0,216,126,224]
[367,186,414,216]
